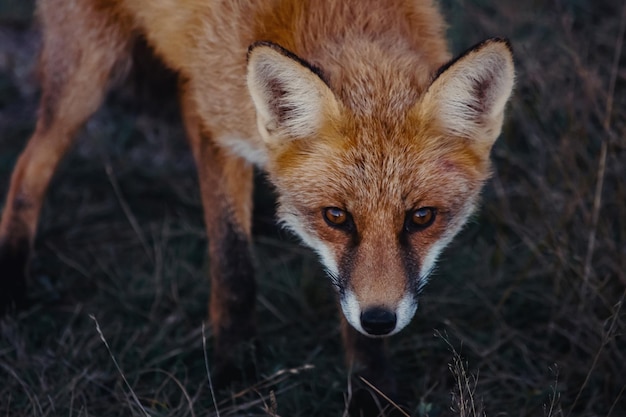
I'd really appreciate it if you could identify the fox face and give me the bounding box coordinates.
[247,39,514,337]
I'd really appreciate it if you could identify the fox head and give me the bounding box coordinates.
[247,39,514,337]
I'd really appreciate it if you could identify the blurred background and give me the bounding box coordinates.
[0,0,624,416]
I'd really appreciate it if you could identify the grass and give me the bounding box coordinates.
[1,0,625,415]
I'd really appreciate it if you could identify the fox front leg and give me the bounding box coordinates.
[342,316,410,417]
[179,84,257,386]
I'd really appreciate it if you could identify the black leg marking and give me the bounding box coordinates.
[0,237,30,313]
[209,218,258,388]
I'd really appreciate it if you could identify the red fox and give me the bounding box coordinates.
[0,0,514,406]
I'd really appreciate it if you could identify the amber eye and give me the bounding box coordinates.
[407,207,437,231]
[323,207,348,227]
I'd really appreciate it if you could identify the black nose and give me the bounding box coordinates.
[360,307,397,336]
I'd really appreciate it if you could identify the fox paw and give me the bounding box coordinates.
[0,239,29,314]
[211,339,259,390]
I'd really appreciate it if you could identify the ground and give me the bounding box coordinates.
[0,0,625,416]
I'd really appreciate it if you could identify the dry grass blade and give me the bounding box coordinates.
[218,383,300,416]
[357,376,410,417]
[105,162,154,263]
[607,385,626,417]
[141,369,197,417]
[0,361,44,415]
[90,315,151,417]
[568,289,626,416]
[223,363,314,404]
[202,322,221,417]
[441,338,483,417]
[581,0,626,297]
[261,390,280,417]
[544,366,563,417]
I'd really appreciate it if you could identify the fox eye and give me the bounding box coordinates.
[406,207,437,231]
[323,207,349,227]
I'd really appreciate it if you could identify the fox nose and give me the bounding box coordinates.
[360,307,397,336]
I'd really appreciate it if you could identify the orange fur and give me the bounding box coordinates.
[0,0,514,405]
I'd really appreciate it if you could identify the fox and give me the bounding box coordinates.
[0,0,514,409]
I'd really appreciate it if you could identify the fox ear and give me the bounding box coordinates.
[420,38,515,147]
[247,42,341,143]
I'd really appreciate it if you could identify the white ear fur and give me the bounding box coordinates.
[246,42,340,143]
[421,38,515,144]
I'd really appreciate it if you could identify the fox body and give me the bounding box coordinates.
[0,0,514,399]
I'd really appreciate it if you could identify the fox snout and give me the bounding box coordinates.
[340,290,418,337]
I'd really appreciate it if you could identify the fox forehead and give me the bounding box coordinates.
[271,114,488,218]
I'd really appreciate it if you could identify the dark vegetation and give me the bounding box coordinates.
[1,0,624,415]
